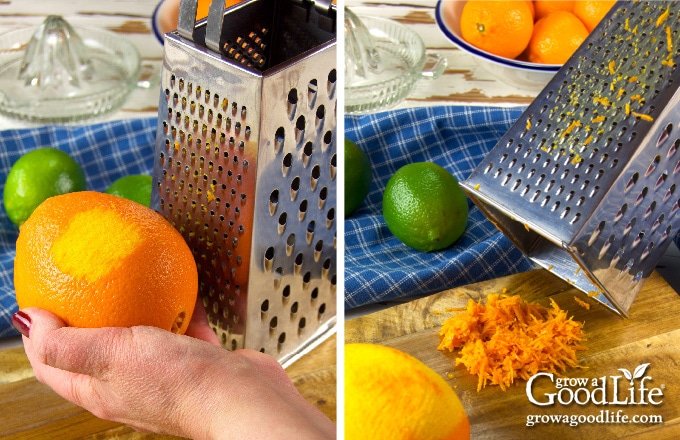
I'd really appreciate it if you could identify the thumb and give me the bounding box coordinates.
[12,307,66,341]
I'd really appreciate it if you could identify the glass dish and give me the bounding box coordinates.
[345,14,446,115]
[0,20,141,124]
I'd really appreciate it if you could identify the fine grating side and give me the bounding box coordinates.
[461,1,680,316]
[151,0,336,365]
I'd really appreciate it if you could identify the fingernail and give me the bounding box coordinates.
[11,310,31,338]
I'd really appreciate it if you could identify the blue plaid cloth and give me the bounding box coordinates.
[0,117,157,338]
[344,106,537,309]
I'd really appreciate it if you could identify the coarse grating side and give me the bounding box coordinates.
[461,1,679,316]
[150,0,336,366]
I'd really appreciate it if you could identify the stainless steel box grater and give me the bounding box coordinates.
[151,0,337,366]
[461,1,680,316]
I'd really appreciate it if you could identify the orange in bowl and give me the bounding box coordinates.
[459,0,534,59]
[436,0,559,92]
[527,10,589,65]
[14,191,197,334]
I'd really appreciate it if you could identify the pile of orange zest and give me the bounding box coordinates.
[608,61,616,75]
[592,115,606,123]
[438,293,587,392]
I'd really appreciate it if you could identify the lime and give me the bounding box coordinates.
[382,162,468,252]
[105,174,153,207]
[3,147,86,227]
[345,138,372,217]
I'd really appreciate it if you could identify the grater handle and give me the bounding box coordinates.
[205,0,226,53]
[177,0,199,41]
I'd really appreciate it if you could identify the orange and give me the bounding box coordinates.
[533,0,575,20]
[345,343,470,440]
[573,0,616,32]
[527,11,589,64]
[14,191,197,334]
[459,0,534,59]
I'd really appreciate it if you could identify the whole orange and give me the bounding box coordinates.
[533,0,575,20]
[527,11,589,64]
[14,191,197,334]
[573,1,616,32]
[459,0,534,60]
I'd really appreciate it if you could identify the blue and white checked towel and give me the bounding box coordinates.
[0,117,157,338]
[344,106,538,309]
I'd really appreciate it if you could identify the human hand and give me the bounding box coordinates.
[13,304,336,439]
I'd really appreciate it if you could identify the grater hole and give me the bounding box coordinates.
[316,105,325,123]
[299,317,306,330]
[323,131,332,151]
[668,139,679,159]
[296,115,306,132]
[311,165,321,190]
[299,200,308,220]
[319,187,328,209]
[291,301,298,314]
[275,127,285,152]
[288,88,298,105]
[657,124,673,147]
[282,285,291,301]
[291,176,300,193]
[303,142,313,165]
[278,332,286,346]
[634,187,649,206]
[308,79,318,105]
[330,154,337,180]
[270,316,277,330]
[261,299,269,313]
[318,303,326,317]
[328,69,336,85]
[311,287,319,300]
[664,185,676,202]
[283,153,292,168]
[588,220,606,246]
[326,208,335,228]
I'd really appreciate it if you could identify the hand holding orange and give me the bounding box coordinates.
[14,191,197,334]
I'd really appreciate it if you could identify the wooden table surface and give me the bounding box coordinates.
[0,333,336,439]
[346,269,680,439]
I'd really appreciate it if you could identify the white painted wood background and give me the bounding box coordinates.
[345,0,540,110]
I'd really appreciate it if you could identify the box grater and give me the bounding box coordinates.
[150,0,337,366]
[461,1,680,317]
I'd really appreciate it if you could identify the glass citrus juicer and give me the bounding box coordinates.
[345,7,447,114]
[0,15,141,123]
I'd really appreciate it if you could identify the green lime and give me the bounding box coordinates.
[105,174,153,207]
[382,162,468,252]
[3,147,86,227]
[345,138,372,217]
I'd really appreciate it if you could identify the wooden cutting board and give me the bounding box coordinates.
[346,269,680,439]
[0,333,335,439]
